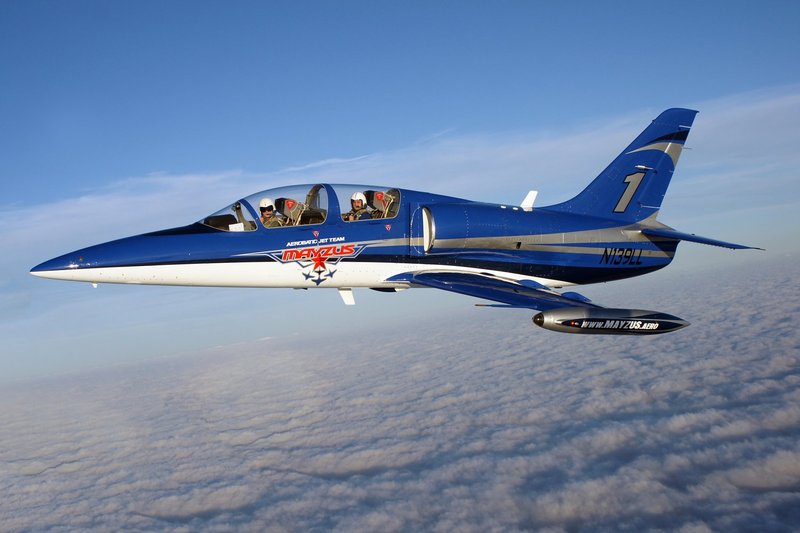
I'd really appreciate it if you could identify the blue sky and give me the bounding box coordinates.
[3,1,799,202]
[2,1,800,380]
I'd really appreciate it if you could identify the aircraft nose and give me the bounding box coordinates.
[31,222,250,284]
[30,231,148,280]
[30,225,231,283]
[30,253,84,278]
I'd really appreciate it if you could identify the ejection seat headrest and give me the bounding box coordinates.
[275,197,306,225]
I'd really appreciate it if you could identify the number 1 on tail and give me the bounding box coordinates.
[614,172,645,213]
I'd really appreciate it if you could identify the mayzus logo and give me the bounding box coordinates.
[242,243,367,285]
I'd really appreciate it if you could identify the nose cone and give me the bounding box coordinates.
[29,229,172,282]
[29,222,251,284]
[30,243,111,280]
[31,252,84,278]
[30,226,206,281]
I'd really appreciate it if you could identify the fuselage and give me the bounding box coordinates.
[30,183,678,290]
[32,109,758,336]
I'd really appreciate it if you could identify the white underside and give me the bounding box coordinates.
[31,261,570,289]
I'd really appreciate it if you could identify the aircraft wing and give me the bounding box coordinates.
[386,271,599,311]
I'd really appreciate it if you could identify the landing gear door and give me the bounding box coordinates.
[410,205,435,257]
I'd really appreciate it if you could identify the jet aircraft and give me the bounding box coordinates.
[31,109,760,334]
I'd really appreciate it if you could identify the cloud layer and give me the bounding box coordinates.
[2,256,799,531]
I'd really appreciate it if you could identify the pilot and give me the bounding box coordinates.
[259,198,284,228]
[343,191,372,221]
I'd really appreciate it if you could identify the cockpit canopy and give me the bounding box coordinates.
[200,184,401,232]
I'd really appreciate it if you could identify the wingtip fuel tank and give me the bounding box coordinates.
[532,307,689,335]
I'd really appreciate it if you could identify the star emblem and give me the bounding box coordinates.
[312,250,327,271]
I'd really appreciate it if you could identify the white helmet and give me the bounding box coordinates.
[350,192,366,204]
[259,197,275,210]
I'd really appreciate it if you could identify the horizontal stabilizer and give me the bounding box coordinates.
[641,227,763,250]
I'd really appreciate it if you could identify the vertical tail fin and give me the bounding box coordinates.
[549,108,698,222]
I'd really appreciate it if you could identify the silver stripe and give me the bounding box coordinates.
[431,224,676,258]
[625,141,684,167]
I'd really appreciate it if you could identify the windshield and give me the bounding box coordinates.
[202,184,329,231]
[200,200,257,232]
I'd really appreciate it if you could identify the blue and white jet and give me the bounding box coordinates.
[31,109,760,334]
